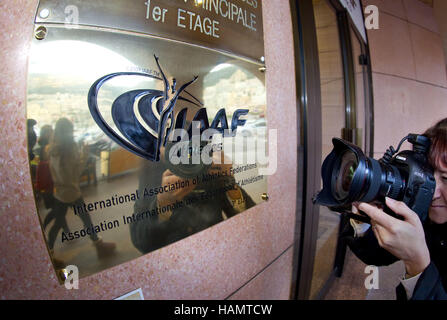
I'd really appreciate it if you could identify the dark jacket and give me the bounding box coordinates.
[343,219,447,300]
[130,161,255,254]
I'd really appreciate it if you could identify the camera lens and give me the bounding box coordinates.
[333,150,358,201]
[315,138,408,208]
[314,136,435,223]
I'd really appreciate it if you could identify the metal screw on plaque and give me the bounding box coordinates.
[262,193,269,201]
[35,26,47,40]
[259,66,266,73]
[59,268,69,282]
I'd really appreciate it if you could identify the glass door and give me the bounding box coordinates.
[289,0,373,300]
[309,0,345,299]
[308,0,374,299]
[350,25,374,156]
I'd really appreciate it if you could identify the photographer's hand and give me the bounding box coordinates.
[358,198,430,277]
[157,170,196,221]
[208,152,245,211]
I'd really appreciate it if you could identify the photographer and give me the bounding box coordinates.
[129,149,255,254]
[345,118,447,300]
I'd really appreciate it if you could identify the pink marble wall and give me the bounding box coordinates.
[0,0,298,299]
[364,0,447,156]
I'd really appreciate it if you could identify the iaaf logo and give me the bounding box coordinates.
[88,55,277,175]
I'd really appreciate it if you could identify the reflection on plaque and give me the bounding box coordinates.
[27,0,267,282]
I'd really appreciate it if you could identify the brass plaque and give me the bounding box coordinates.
[27,2,266,281]
[36,0,264,62]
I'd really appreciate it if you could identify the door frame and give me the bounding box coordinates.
[290,0,374,300]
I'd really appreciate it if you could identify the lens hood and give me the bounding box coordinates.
[314,138,369,207]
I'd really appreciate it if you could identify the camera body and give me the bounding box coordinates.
[315,134,436,222]
[390,149,435,221]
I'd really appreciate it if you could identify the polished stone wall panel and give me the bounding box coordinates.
[0,0,298,299]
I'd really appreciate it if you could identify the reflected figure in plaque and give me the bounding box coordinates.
[45,118,116,268]
[36,125,55,210]
[27,119,38,190]
[129,145,255,254]
[27,119,37,161]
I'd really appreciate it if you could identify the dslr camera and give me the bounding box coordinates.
[314,134,436,223]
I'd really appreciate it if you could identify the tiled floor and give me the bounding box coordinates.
[323,248,404,300]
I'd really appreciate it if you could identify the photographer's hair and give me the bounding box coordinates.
[424,118,447,168]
